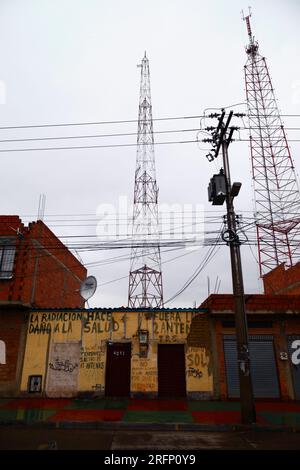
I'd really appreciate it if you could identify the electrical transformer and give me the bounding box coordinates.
[208,171,226,205]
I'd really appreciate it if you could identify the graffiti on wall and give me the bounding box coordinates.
[80,346,104,370]
[21,310,213,395]
[131,357,157,392]
[28,311,120,335]
[46,342,81,397]
[187,368,203,379]
[49,358,78,373]
[153,312,194,342]
[186,347,209,380]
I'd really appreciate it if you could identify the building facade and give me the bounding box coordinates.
[202,294,300,401]
[20,308,213,398]
[1,293,300,399]
[0,216,87,308]
[0,215,87,396]
[16,297,300,400]
[0,303,29,395]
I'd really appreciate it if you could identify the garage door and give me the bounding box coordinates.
[224,335,280,398]
[105,342,131,397]
[287,336,300,400]
[158,344,186,397]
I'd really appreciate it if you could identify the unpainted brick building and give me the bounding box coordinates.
[0,215,86,307]
[0,215,87,396]
[263,262,300,295]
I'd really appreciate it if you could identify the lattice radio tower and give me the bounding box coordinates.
[243,12,300,276]
[128,53,163,308]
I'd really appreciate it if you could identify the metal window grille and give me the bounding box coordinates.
[0,238,16,279]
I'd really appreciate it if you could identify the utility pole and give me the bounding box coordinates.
[206,110,256,424]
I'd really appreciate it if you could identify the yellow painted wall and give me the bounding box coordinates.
[21,310,213,395]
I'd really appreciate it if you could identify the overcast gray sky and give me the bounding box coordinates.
[0,0,299,307]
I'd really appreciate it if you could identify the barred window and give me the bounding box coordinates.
[0,238,16,279]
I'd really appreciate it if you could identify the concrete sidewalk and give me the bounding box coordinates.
[0,398,300,431]
[2,428,300,450]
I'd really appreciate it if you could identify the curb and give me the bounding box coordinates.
[0,420,299,432]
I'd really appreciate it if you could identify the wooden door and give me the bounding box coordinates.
[105,342,131,397]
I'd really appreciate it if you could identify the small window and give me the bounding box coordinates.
[0,340,5,364]
[28,375,42,393]
[0,238,16,279]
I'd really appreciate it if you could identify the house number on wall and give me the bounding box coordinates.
[291,340,300,366]
[113,351,125,357]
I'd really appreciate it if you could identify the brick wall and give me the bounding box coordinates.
[0,308,26,395]
[200,293,300,312]
[0,216,87,308]
[263,263,300,295]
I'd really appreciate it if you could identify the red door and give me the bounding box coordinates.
[158,344,186,397]
[105,342,131,397]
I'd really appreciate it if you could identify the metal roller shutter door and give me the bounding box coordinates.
[287,336,300,400]
[224,335,280,398]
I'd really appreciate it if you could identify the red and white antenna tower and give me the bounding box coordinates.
[128,53,163,308]
[243,11,300,276]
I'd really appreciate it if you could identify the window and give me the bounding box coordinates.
[0,340,5,364]
[0,238,16,279]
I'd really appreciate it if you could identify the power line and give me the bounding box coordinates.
[0,114,206,130]
[0,127,201,144]
[1,126,300,145]
[1,113,300,131]
[165,228,223,304]
[0,139,198,152]
[0,137,299,153]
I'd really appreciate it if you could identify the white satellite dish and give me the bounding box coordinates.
[80,276,97,301]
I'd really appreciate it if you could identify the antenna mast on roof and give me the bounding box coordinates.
[37,194,46,221]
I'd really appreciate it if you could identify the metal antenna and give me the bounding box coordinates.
[128,53,163,308]
[243,12,300,276]
[37,194,46,221]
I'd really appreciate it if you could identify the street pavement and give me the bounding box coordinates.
[0,428,300,450]
[1,398,300,450]
[1,398,300,427]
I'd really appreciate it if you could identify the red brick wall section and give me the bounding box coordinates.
[263,263,300,295]
[0,217,87,308]
[215,321,227,399]
[0,310,23,384]
[200,293,300,313]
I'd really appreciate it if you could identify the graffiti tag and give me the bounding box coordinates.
[187,367,203,379]
[49,358,78,373]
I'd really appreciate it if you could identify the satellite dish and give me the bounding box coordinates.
[80,276,97,301]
